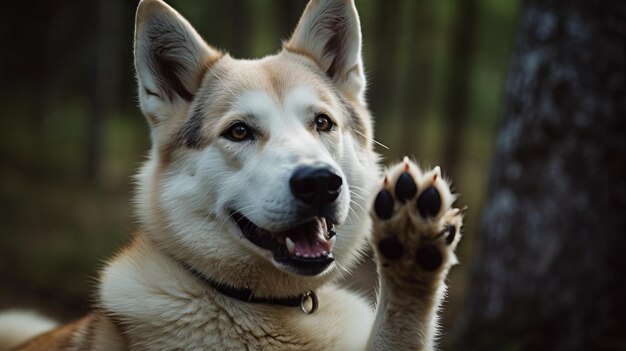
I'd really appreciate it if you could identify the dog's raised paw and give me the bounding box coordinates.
[371,157,463,280]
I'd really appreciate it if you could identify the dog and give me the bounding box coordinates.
[0,0,463,349]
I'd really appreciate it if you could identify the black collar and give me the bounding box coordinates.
[179,261,319,314]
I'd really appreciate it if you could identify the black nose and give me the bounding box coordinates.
[290,165,343,208]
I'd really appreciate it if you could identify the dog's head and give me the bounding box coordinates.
[134,0,379,296]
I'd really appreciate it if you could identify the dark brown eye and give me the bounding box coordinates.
[315,114,334,132]
[224,123,253,142]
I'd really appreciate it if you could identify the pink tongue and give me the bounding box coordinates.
[288,219,331,258]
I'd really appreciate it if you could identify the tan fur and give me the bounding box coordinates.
[2,1,462,350]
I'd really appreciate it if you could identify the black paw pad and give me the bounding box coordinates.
[415,245,442,271]
[445,225,456,245]
[378,237,404,260]
[417,186,441,218]
[374,189,394,219]
[395,172,417,203]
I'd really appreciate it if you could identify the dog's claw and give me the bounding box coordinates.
[445,225,456,245]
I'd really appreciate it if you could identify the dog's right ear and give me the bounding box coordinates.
[285,0,365,103]
[134,0,222,126]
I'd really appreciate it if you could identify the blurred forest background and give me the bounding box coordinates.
[1,0,624,350]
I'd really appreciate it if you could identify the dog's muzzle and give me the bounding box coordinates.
[232,211,337,276]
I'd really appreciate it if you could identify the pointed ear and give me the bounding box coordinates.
[285,0,365,102]
[134,0,222,123]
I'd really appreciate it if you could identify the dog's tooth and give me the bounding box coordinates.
[286,237,296,256]
[329,236,336,251]
[317,229,326,241]
[295,251,302,257]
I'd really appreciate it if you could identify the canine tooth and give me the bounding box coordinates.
[329,236,336,251]
[286,237,295,255]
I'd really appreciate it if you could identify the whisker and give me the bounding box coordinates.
[207,65,238,98]
[349,190,368,202]
[350,199,367,212]
[349,199,367,214]
[354,130,389,150]
[349,184,372,193]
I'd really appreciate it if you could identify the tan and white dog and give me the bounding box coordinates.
[0,0,463,350]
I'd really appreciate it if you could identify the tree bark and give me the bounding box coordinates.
[451,1,626,350]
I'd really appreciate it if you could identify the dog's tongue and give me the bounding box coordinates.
[285,218,335,258]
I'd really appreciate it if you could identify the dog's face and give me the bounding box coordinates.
[134,0,379,294]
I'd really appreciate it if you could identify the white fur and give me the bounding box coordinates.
[288,0,366,103]
[0,311,57,350]
[100,236,375,350]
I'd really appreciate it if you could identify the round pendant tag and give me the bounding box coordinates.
[300,291,319,314]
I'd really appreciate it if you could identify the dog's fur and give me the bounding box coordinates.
[0,0,463,350]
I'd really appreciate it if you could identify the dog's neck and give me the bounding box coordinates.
[175,257,320,314]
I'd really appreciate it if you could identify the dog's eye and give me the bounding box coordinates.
[224,123,253,142]
[315,114,334,132]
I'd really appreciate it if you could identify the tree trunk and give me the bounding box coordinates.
[451,1,626,350]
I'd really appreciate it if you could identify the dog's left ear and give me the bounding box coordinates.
[134,0,222,126]
[286,0,365,103]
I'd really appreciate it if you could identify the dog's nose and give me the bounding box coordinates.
[290,165,343,208]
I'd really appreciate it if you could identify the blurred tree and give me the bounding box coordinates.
[451,0,626,350]
[278,0,306,40]
[87,0,107,180]
[441,0,477,177]
[398,1,437,156]
[229,0,252,57]
[368,0,400,122]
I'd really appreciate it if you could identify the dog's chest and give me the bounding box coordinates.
[98,241,372,350]
[122,298,334,350]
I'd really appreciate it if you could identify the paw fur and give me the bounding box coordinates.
[370,158,463,278]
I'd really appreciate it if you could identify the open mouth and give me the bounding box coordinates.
[231,212,336,276]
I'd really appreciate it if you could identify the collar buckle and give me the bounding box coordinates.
[300,291,319,314]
